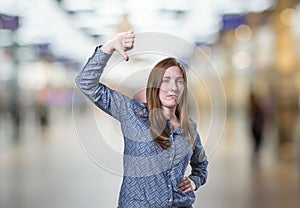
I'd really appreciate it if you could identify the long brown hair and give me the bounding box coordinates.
[146,57,194,149]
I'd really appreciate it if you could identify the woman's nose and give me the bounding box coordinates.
[170,80,178,91]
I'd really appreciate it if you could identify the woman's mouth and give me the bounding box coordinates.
[167,95,177,99]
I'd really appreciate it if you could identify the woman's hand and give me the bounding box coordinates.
[178,176,196,193]
[101,30,135,61]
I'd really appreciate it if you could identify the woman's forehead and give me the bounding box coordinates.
[163,66,183,77]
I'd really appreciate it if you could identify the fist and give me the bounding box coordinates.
[102,30,135,61]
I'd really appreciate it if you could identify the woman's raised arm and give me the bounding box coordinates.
[75,31,135,121]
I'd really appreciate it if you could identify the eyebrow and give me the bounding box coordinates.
[163,76,184,79]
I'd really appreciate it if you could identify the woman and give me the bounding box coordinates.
[75,31,208,208]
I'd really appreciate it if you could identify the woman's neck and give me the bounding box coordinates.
[161,106,176,119]
[161,106,180,129]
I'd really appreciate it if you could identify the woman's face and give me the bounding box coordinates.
[159,66,185,109]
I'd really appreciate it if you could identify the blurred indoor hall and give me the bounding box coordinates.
[1,0,300,208]
[1,97,300,208]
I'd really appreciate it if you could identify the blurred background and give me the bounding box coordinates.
[1,0,300,207]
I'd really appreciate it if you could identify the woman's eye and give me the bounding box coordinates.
[177,79,184,84]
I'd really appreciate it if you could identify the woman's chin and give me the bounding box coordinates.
[162,102,178,109]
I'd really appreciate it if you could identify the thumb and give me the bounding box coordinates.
[119,50,129,61]
[123,53,129,61]
[115,46,129,61]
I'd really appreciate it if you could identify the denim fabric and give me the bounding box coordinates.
[75,47,208,208]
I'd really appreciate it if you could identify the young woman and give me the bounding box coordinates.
[75,31,208,208]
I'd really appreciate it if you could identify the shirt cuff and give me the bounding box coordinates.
[95,45,113,56]
[93,45,112,63]
[188,175,201,191]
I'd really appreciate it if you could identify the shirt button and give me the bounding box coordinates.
[169,198,172,202]
[168,184,171,188]
[169,157,172,161]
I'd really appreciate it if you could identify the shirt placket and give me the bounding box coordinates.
[166,121,176,207]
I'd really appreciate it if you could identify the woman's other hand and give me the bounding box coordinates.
[178,176,196,193]
[101,30,135,61]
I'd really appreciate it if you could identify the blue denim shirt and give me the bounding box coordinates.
[75,47,208,208]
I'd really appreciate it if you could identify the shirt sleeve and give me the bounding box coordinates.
[188,123,209,191]
[75,46,132,121]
